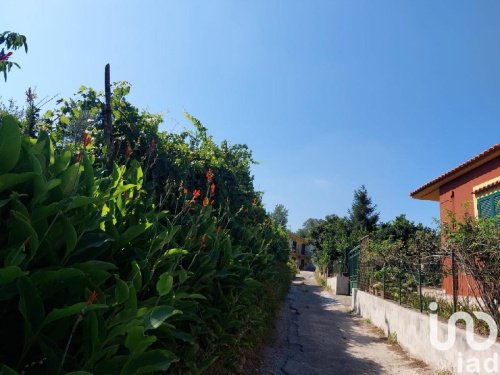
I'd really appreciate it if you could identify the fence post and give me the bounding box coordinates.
[382,269,386,299]
[418,262,423,313]
[451,247,457,313]
[103,64,113,159]
[399,262,402,305]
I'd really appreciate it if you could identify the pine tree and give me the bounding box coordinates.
[348,185,379,236]
[270,204,288,228]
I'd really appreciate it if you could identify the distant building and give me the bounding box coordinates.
[288,233,314,270]
[411,143,499,296]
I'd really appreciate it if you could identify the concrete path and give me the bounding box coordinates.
[256,271,433,375]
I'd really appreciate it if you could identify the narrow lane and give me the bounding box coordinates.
[257,271,432,375]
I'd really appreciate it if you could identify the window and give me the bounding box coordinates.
[301,244,306,255]
[292,241,297,250]
[477,191,499,218]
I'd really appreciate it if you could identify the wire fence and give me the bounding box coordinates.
[357,252,446,313]
[354,236,499,336]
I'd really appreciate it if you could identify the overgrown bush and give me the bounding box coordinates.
[0,84,291,375]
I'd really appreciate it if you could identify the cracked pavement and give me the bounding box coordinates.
[256,271,432,375]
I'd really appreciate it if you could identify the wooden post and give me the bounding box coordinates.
[103,64,113,158]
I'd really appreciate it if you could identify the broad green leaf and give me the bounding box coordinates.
[36,131,54,166]
[156,273,173,296]
[59,115,69,125]
[0,266,24,285]
[125,326,156,354]
[60,163,80,196]
[143,306,182,331]
[81,153,95,194]
[119,222,152,246]
[244,277,263,288]
[123,349,177,374]
[74,233,112,253]
[0,115,21,173]
[46,178,61,191]
[171,331,195,344]
[8,211,39,258]
[42,302,108,328]
[178,269,188,284]
[30,268,85,291]
[0,363,19,375]
[51,149,71,175]
[114,275,129,304]
[0,172,36,193]
[165,248,188,257]
[17,276,44,337]
[61,215,77,256]
[4,245,26,267]
[65,195,95,210]
[112,183,136,198]
[130,261,142,291]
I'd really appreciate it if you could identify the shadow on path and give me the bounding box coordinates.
[257,272,385,375]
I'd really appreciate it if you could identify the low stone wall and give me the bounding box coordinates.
[326,275,349,295]
[352,289,500,374]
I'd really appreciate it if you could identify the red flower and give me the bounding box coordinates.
[0,51,13,61]
[210,183,216,196]
[83,131,92,148]
[193,189,201,199]
[75,152,83,163]
[203,197,209,207]
[25,87,34,101]
[86,290,98,305]
[206,168,214,183]
[126,144,132,157]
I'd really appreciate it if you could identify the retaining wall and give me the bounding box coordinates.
[327,274,349,295]
[352,289,500,374]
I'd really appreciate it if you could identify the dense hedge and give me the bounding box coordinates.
[0,84,292,374]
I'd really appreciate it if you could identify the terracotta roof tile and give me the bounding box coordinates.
[473,179,500,194]
[410,143,500,198]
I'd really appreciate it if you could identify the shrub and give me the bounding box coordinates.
[0,110,291,374]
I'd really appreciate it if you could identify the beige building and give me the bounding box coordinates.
[288,233,314,270]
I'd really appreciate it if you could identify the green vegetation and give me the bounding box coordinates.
[301,185,379,275]
[0,31,28,81]
[0,36,293,373]
[269,203,289,229]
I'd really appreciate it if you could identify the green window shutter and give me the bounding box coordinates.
[477,191,500,218]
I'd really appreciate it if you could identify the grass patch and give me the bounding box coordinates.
[388,331,398,345]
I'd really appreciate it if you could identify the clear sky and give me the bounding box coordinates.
[2,1,500,231]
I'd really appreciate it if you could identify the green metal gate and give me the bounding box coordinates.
[348,246,360,295]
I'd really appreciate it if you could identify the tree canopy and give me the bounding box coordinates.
[270,203,289,228]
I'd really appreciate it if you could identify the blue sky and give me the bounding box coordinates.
[3,1,500,231]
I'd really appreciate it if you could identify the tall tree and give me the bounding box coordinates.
[348,185,379,236]
[296,217,320,238]
[270,204,288,228]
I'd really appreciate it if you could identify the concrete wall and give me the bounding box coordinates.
[327,275,349,295]
[352,289,500,374]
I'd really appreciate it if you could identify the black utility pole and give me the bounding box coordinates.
[103,64,113,159]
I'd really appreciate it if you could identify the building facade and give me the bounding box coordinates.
[411,143,499,296]
[288,233,314,270]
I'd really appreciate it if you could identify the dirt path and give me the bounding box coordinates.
[255,271,433,375]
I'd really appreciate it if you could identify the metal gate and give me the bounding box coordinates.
[348,246,360,295]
